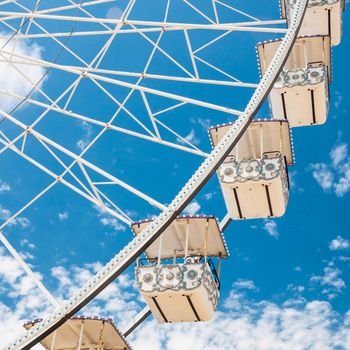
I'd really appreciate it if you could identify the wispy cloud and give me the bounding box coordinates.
[183,200,201,215]
[310,262,345,299]
[50,262,140,329]
[94,205,127,233]
[202,192,215,201]
[100,216,126,232]
[329,235,350,251]
[191,117,212,131]
[106,6,123,19]
[309,142,350,197]
[131,283,350,350]
[263,219,279,238]
[19,239,35,249]
[233,279,257,291]
[77,121,93,151]
[0,180,11,193]
[0,248,53,346]
[0,205,30,228]
[58,212,68,221]
[0,32,45,112]
[177,129,200,146]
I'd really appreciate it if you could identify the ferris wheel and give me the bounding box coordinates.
[0,0,346,349]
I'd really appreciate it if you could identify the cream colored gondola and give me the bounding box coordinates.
[23,316,131,350]
[209,120,293,220]
[257,35,331,127]
[280,0,345,46]
[132,216,228,323]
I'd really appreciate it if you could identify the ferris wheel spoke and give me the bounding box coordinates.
[184,29,199,79]
[0,50,59,108]
[0,131,105,224]
[0,12,287,32]
[12,1,94,67]
[74,67,258,88]
[214,0,261,22]
[0,23,287,38]
[212,0,219,24]
[88,77,158,138]
[129,23,195,79]
[140,90,162,139]
[0,229,59,307]
[0,75,87,158]
[0,89,207,157]
[194,54,242,83]
[94,186,133,223]
[23,18,89,66]
[153,117,204,153]
[181,0,216,24]
[33,136,99,201]
[89,72,243,115]
[153,101,187,117]
[0,46,244,115]
[76,160,106,206]
[193,29,232,54]
[67,0,114,31]
[0,179,58,232]
[39,0,116,15]
[1,110,167,212]
[0,134,135,226]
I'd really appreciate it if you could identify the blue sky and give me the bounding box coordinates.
[0,0,349,349]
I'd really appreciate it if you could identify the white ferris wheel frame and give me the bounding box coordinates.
[0,0,310,349]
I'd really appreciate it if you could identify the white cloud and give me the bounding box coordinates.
[0,248,53,347]
[309,163,334,191]
[2,257,350,350]
[0,179,11,193]
[334,91,343,110]
[100,216,126,232]
[50,263,140,329]
[233,279,257,291]
[329,235,350,251]
[130,292,350,350]
[309,142,350,197]
[191,117,212,131]
[331,144,348,168]
[76,121,93,151]
[58,212,68,221]
[288,170,297,189]
[263,219,279,238]
[93,204,127,233]
[202,192,214,200]
[177,129,200,146]
[183,201,201,215]
[0,32,45,112]
[0,206,11,221]
[106,6,123,19]
[287,284,305,295]
[0,205,30,228]
[20,239,35,249]
[310,263,345,299]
